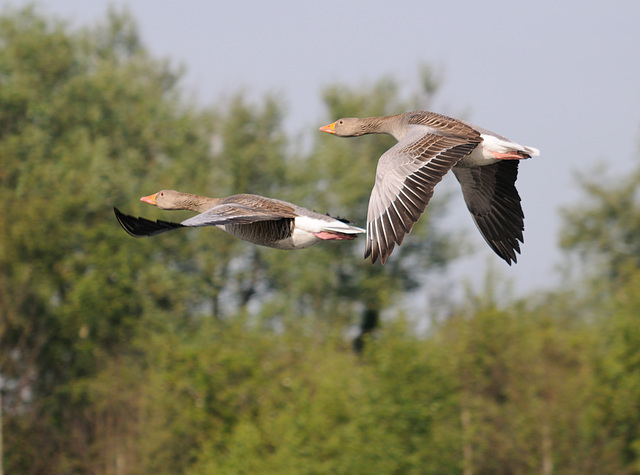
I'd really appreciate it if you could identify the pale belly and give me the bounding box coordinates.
[217,224,319,250]
[454,144,499,168]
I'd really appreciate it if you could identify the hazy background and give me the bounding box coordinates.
[7,0,640,293]
[4,4,640,472]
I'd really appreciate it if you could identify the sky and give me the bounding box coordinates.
[6,0,640,295]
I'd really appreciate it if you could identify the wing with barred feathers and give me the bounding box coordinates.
[365,117,482,264]
[452,160,523,265]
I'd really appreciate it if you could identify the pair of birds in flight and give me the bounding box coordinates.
[115,110,539,265]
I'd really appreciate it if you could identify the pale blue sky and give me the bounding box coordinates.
[7,0,640,294]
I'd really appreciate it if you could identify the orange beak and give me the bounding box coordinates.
[140,193,157,205]
[319,122,336,134]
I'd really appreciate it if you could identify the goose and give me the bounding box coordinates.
[319,111,540,265]
[114,190,365,249]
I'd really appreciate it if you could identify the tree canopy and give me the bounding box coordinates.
[2,7,640,475]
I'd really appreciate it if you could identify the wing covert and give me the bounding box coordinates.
[365,125,482,263]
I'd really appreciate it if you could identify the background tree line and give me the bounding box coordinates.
[1,7,640,474]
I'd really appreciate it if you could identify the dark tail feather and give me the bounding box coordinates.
[114,207,185,237]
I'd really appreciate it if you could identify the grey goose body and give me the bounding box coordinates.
[115,190,365,250]
[319,111,540,264]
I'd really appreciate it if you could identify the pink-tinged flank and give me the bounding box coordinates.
[491,151,530,160]
[313,232,356,241]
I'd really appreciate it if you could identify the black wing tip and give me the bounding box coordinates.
[114,207,144,237]
[490,237,523,265]
[364,234,397,265]
[502,254,517,266]
[364,240,376,264]
[114,207,184,237]
[365,245,397,265]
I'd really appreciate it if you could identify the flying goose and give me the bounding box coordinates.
[319,111,539,264]
[115,190,365,249]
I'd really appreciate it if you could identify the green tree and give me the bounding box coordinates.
[560,162,640,281]
[442,295,596,474]
[9,6,630,475]
[561,150,640,472]
[0,7,217,472]
[587,272,640,472]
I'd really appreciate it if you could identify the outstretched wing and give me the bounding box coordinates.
[180,203,293,227]
[365,123,481,264]
[452,160,523,265]
[114,207,184,237]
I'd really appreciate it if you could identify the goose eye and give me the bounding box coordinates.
[338,120,344,125]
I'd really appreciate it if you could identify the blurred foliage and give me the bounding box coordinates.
[2,6,640,475]
[561,162,640,281]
